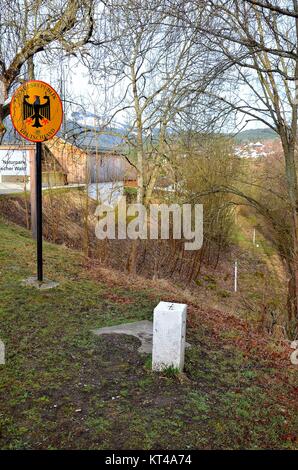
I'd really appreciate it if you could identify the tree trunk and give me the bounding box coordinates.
[282,140,298,336]
[126,239,139,274]
[287,259,298,337]
[136,148,144,204]
[0,79,9,138]
[144,161,161,206]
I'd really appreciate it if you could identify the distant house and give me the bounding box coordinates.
[234,141,267,159]
[253,142,264,148]
[45,136,137,185]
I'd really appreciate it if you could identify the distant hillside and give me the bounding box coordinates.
[1,115,126,151]
[2,115,279,149]
[235,128,278,143]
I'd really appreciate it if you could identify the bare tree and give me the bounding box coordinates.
[245,0,298,17]
[177,0,298,334]
[0,0,95,136]
[91,0,227,204]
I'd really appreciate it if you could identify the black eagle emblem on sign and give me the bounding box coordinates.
[23,94,50,128]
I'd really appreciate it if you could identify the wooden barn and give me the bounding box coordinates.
[45,137,137,186]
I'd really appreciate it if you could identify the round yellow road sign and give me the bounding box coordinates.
[10,80,63,142]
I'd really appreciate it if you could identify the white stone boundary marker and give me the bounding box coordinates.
[152,301,187,372]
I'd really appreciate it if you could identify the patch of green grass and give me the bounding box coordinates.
[217,289,231,299]
[161,366,180,378]
[144,355,152,370]
[241,370,258,380]
[137,377,153,389]
[85,416,110,433]
[231,227,246,245]
[188,392,210,414]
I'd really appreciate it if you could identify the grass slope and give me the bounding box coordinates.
[0,218,297,450]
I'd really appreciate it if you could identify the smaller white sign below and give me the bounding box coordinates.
[0,149,29,176]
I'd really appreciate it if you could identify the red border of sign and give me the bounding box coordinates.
[10,80,63,143]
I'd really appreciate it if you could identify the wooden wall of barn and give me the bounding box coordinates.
[88,153,137,183]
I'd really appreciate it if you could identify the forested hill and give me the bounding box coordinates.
[234,128,278,143]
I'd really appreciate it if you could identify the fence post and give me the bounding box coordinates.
[234,260,238,293]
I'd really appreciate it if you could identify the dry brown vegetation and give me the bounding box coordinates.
[0,188,233,283]
[0,185,288,339]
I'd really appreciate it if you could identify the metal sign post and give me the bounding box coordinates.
[36,141,43,282]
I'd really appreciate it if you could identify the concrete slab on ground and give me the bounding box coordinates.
[22,276,59,290]
[91,320,191,354]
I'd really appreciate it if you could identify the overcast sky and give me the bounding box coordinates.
[36,53,267,133]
